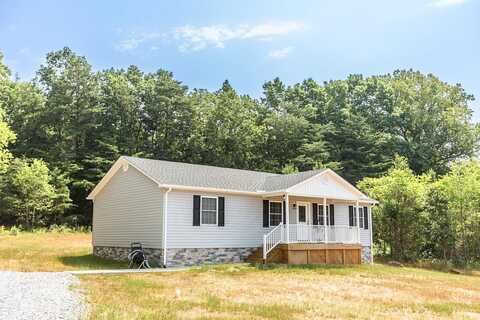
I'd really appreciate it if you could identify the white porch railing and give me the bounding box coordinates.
[326,225,359,243]
[263,224,284,261]
[287,224,359,244]
[263,225,360,260]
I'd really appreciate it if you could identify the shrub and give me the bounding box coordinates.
[9,226,21,236]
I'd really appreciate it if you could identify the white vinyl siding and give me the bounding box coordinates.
[288,172,363,200]
[167,190,265,248]
[92,166,164,248]
[360,208,372,246]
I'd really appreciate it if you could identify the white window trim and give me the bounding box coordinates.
[359,207,364,229]
[349,206,357,228]
[268,201,283,227]
[296,202,309,224]
[200,196,218,226]
[363,206,369,230]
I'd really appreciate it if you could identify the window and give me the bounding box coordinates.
[269,201,282,226]
[201,196,217,225]
[363,207,369,229]
[349,206,357,227]
[319,205,329,225]
[358,207,364,228]
[298,205,306,223]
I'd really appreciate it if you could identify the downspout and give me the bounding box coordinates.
[162,187,172,267]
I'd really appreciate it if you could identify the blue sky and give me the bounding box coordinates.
[1,0,479,120]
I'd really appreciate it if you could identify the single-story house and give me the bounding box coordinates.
[87,156,377,267]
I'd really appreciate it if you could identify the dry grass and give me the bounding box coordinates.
[82,263,480,320]
[2,233,480,319]
[0,232,124,271]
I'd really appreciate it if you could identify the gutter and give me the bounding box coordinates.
[162,187,172,267]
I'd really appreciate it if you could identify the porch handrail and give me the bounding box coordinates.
[263,224,283,261]
[288,224,360,244]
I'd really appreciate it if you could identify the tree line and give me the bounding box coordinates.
[0,47,479,263]
[360,156,480,265]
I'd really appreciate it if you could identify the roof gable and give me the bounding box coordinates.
[286,169,370,201]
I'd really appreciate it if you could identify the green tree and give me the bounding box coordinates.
[190,81,267,170]
[141,70,194,161]
[0,53,16,173]
[423,185,456,261]
[0,158,71,228]
[433,160,480,264]
[0,108,15,173]
[383,70,479,174]
[358,156,430,261]
[2,81,47,160]
[35,47,103,221]
[98,66,144,156]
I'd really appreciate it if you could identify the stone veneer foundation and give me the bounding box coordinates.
[165,247,257,267]
[361,246,372,263]
[94,245,371,266]
[93,246,164,266]
[93,246,256,267]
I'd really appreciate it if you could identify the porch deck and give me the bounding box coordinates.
[247,243,362,265]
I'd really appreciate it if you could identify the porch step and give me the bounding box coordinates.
[246,245,286,264]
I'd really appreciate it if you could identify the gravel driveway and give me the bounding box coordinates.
[0,271,87,320]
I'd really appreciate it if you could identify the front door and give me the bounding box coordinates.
[297,202,309,241]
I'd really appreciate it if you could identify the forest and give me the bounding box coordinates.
[0,47,479,264]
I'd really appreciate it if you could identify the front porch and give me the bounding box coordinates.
[261,193,373,264]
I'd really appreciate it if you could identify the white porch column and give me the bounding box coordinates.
[285,193,290,243]
[356,200,360,244]
[323,197,327,243]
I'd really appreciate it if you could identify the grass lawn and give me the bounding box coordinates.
[0,231,125,271]
[82,264,480,319]
[1,232,480,319]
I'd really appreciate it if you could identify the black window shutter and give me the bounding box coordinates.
[312,203,318,225]
[363,206,368,229]
[193,195,201,226]
[218,197,225,227]
[263,200,269,228]
[319,205,324,226]
[329,204,335,225]
[359,207,364,228]
[348,206,353,227]
[282,201,286,224]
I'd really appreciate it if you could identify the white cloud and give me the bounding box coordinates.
[115,32,163,51]
[172,21,306,52]
[116,21,306,53]
[268,47,293,59]
[430,0,466,8]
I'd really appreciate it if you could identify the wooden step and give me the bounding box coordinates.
[246,246,286,264]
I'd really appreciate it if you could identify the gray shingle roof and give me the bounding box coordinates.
[123,156,326,192]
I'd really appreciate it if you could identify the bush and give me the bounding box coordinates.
[9,226,21,236]
[0,225,90,235]
[48,224,91,233]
